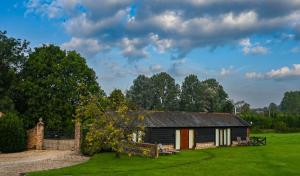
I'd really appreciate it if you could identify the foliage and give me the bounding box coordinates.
[14,45,104,130]
[75,94,144,156]
[127,73,232,112]
[0,112,26,153]
[0,31,30,113]
[179,74,205,111]
[240,112,300,132]
[150,72,180,110]
[200,79,230,112]
[280,91,300,113]
[28,133,300,176]
[108,89,127,110]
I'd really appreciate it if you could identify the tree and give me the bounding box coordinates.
[240,103,251,113]
[76,94,144,156]
[201,79,229,112]
[268,102,278,117]
[150,72,180,110]
[108,89,127,110]
[0,31,30,113]
[280,91,300,113]
[0,112,26,153]
[222,100,234,113]
[180,74,205,111]
[14,45,104,131]
[126,75,153,110]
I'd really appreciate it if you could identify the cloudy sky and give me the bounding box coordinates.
[1,0,300,108]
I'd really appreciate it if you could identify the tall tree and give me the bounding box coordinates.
[150,72,180,110]
[108,89,126,110]
[280,91,300,113]
[201,79,229,112]
[15,45,104,130]
[0,31,30,112]
[126,75,153,110]
[180,74,205,111]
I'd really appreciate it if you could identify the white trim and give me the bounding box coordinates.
[175,130,180,150]
[215,129,219,146]
[227,128,231,146]
[188,129,194,149]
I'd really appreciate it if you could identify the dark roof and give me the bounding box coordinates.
[143,111,250,128]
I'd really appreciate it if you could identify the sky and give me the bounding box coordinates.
[1,0,300,108]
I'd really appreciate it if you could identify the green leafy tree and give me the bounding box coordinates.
[108,89,127,110]
[0,112,26,153]
[201,79,230,112]
[14,45,104,131]
[180,74,205,111]
[126,75,153,110]
[76,95,144,156]
[150,72,180,110]
[0,31,30,112]
[280,91,300,113]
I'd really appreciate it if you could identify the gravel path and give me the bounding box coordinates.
[0,150,89,176]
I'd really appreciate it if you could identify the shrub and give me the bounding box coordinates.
[0,113,26,153]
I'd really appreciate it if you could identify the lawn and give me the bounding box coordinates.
[28,133,300,176]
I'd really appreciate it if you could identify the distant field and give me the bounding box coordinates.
[28,133,300,176]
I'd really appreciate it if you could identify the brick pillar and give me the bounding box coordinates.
[36,118,44,150]
[74,121,81,153]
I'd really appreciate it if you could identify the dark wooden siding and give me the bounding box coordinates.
[195,128,215,143]
[144,128,175,145]
[231,127,248,140]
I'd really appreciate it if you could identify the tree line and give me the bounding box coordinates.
[238,91,300,132]
[126,74,233,112]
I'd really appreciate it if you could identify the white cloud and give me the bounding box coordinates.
[239,38,268,55]
[61,37,103,57]
[246,64,300,80]
[245,72,264,79]
[220,66,234,76]
[120,38,148,61]
[149,64,163,73]
[26,0,300,61]
[290,46,300,53]
[267,64,300,78]
[26,0,79,18]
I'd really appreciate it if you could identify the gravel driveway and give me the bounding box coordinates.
[0,150,89,176]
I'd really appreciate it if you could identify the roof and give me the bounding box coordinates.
[143,111,250,128]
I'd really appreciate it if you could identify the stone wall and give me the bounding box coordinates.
[27,119,44,150]
[195,142,215,149]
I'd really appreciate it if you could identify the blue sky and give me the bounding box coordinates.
[1,0,300,108]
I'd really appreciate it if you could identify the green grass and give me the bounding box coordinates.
[28,133,300,176]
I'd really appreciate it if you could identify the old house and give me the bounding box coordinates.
[141,112,250,150]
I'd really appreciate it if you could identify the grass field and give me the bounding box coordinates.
[28,133,300,176]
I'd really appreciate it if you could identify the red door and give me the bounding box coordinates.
[180,129,189,150]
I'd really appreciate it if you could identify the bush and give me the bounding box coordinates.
[0,113,26,153]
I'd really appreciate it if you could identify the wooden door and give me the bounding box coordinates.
[180,129,189,150]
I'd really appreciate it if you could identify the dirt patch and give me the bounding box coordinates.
[0,150,89,176]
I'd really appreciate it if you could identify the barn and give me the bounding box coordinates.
[141,112,251,150]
